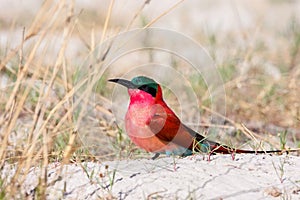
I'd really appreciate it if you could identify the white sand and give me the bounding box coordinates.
[12,154,299,199]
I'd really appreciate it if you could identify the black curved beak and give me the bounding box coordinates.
[108,78,137,89]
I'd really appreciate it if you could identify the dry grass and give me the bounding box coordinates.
[0,0,299,198]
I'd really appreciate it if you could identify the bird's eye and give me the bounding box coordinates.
[138,85,156,97]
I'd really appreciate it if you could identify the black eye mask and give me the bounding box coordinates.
[138,85,157,97]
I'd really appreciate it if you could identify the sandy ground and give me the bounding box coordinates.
[3,153,297,199]
[0,1,300,199]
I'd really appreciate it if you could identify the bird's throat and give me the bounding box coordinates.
[126,89,156,133]
[128,89,155,105]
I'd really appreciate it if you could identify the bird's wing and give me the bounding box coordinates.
[147,103,181,142]
[147,103,205,149]
[147,103,231,153]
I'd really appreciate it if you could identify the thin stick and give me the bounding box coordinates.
[101,0,115,43]
[144,0,185,28]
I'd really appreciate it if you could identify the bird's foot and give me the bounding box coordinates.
[151,153,160,160]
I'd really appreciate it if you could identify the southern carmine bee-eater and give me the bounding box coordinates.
[109,76,286,158]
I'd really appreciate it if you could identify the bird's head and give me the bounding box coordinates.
[108,76,163,102]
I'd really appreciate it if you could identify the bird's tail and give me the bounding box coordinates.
[183,124,299,154]
[206,143,287,154]
[193,136,297,154]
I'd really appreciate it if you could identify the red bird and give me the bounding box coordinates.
[109,76,283,158]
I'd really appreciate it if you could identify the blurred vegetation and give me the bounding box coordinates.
[0,0,299,198]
